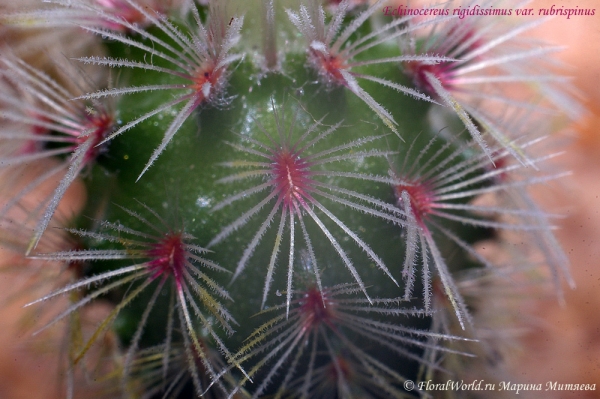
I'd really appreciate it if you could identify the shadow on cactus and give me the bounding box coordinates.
[230,277,475,399]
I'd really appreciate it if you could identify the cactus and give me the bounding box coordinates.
[0,0,580,398]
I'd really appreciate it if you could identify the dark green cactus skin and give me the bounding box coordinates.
[76,19,489,393]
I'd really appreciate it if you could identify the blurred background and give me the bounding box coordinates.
[510,1,600,397]
[0,0,599,398]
